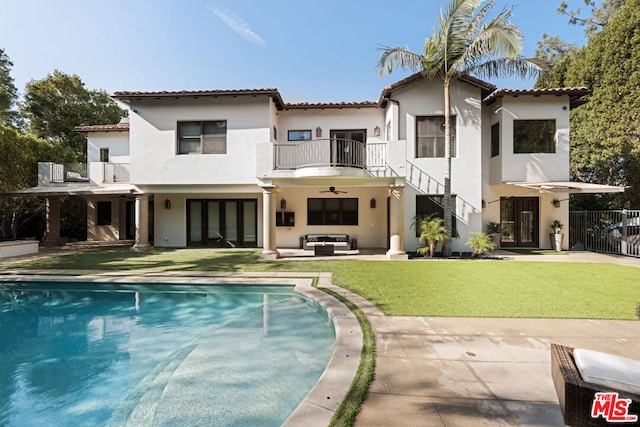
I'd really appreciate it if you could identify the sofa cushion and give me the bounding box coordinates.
[574,348,640,396]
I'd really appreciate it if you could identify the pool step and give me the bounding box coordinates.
[107,303,268,426]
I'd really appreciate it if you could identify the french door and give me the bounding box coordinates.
[187,199,257,247]
[500,197,539,247]
[330,129,366,167]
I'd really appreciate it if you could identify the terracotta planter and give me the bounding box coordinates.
[549,233,564,252]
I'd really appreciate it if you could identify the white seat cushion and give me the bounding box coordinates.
[574,348,640,396]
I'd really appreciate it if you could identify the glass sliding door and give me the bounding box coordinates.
[207,201,222,245]
[500,197,539,247]
[243,200,257,245]
[187,199,257,248]
[188,201,203,245]
[224,201,238,247]
[330,129,366,167]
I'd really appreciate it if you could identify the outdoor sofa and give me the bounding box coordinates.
[551,343,640,426]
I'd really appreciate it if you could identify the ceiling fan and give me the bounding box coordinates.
[320,186,347,194]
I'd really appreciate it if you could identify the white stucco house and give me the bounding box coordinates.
[22,72,624,258]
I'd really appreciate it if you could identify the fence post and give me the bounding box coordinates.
[581,211,587,251]
[621,209,628,255]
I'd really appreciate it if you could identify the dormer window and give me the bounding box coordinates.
[177,121,227,154]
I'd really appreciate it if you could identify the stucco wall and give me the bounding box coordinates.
[390,78,484,252]
[87,131,130,164]
[493,96,571,184]
[277,107,385,144]
[271,186,389,249]
[129,96,272,185]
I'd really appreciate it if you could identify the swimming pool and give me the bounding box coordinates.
[0,280,336,426]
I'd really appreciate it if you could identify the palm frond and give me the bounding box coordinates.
[473,57,543,81]
[376,45,424,76]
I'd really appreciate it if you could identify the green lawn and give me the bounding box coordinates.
[5,248,640,320]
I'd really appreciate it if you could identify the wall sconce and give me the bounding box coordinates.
[164,198,171,209]
[370,198,376,209]
[280,199,287,210]
[315,127,322,138]
[374,126,381,137]
[552,198,561,208]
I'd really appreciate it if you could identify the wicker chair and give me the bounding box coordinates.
[551,343,640,426]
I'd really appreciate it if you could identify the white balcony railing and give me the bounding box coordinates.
[103,163,130,183]
[274,139,386,170]
[39,162,130,185]
[51,163,89,183]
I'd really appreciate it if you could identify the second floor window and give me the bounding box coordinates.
[288,130,312,141]
[416,116,456,158]
[491,123,500,157]
[178,121,227,155]
[513,119,556,153]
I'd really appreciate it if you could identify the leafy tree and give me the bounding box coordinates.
[558,0,640,208]
[534,35,580,88]
[0,48,19,128]
[558,0,625,36]
[377,0,540,256]
[20,70,125,162]
[0,125,59,237]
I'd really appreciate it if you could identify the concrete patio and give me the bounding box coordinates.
[350,313,640,426]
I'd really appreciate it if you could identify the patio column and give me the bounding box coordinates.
[131,193,153,252]
[259,185,280,259]
[387,185,408,260]
[43,196,61,246]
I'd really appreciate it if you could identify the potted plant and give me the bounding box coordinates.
[487,221,501,248]
[413,214,448,258]
[550,219,564,252]
[466,232,495,258]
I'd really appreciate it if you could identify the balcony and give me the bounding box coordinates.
[38,162,130,186]
[274,139,386,170]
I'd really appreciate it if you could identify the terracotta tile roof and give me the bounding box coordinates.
[285,101,378,110]
[113,88,286,110]
[483,87,591,107]
[378,72,496,106]
[74,123,130,132]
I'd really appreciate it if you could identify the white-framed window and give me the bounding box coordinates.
[416,115,456,158]
[177,120,227,154]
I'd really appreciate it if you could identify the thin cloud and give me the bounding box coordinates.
[209,7,266,47]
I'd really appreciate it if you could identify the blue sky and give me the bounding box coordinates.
[3,0,589,103]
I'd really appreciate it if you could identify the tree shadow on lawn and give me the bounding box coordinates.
[7,247,330,273]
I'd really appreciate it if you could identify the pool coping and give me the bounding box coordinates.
[0,271,363,427]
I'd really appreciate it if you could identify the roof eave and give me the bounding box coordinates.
[378,71,496,107]
[483,87,591,108]
[112,89,286,110]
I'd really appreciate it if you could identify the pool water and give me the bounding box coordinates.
[0,283,335,426]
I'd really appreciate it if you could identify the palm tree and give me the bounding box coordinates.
[377,0,541,256]
[414,214,448,258]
